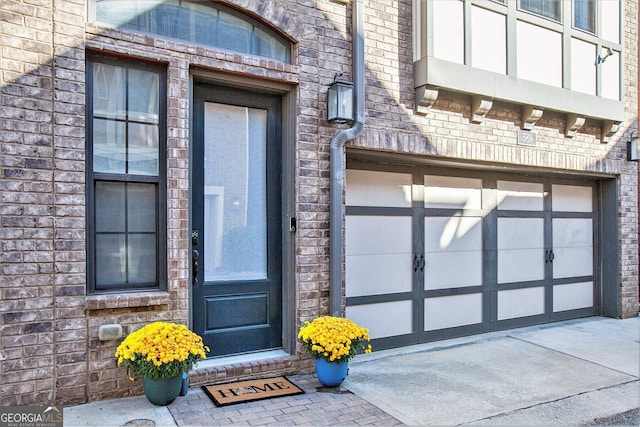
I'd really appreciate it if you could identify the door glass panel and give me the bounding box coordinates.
[204,102,267,281]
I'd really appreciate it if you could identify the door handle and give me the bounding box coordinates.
[545,250,555,264]
[419,254,425,272]
[192,249,199,286]
[413,254,419,272]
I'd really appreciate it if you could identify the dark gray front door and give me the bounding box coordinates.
[193,82,282,357]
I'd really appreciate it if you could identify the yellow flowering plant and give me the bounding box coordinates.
[115,322,209,381]
[298,316,372,363]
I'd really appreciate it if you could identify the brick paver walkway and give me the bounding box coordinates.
[168,375,403,426]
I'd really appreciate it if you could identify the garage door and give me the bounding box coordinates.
[345,163,597,350]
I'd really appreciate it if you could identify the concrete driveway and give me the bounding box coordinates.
[344,316,640,426]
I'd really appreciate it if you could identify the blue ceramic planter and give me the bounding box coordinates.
[142,374,183,406]
[315,358,349,387]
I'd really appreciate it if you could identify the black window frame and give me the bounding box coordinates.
[86,53,167,294]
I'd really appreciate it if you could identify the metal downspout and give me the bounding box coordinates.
[329,0,365,317]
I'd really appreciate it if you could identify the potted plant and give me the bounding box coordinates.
[115,321,209,405]
[298,316,372,387]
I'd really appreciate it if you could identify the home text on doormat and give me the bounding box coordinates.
[202,376,304,406]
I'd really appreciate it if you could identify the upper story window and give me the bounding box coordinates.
[519,0,561,22]
[574,0,596,33]
[89,0,291,63]
[415,0,624,133]
[86,54,167,293]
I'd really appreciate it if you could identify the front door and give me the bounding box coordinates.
[192,82,282,357]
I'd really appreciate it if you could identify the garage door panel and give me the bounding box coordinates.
[553,281,593,312]
[552,184,592,212]
[553,218,593,247]
[346,301,413,339]
[346,216,411,255]
[498,287,545,320]
[424,293,483,331]
[498,218,544,249]
[498,248,545,283]
[346,169,413,207]
[425,216,482,252]
[553,247,593,278]
[424,176,482,210]
[424,251,482,289]
[497,181,544,211]
[346,253,412,296]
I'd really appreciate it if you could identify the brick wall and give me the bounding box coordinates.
[0,0,637,406]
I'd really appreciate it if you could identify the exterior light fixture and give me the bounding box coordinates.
[629,131,640,161]
[327,73,354,124]
[596,47,614,64]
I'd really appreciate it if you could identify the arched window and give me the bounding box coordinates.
[89,0,291,63]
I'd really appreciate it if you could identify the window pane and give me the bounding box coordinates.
[96,234,126,287]
[93,118,126,173]
[127,234,157,284]
[91,0,289,62]
[96,181,125,232]
[128,69,159,122]
[127,183,156,232]
[93,63,126,119]
[217,10,252,53]
[574,0,595,33]
[519,0,561,21]
[127,122,159,175]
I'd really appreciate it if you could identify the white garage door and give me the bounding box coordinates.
[345,164,597,349]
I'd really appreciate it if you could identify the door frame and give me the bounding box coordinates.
[188,71,297,355]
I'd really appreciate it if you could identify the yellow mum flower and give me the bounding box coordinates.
[114,322,209,381]
[298,316,372,364]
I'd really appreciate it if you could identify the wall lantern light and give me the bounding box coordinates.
[327,73,354,124]
[629,131,640,161]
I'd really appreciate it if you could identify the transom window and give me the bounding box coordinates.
[86,54,167,293]
[89,0,290,63]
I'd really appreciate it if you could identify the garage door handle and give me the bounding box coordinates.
[545,250,555,264]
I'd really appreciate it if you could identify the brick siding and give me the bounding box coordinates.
[0,0,637,406]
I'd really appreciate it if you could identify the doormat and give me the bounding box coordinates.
[202,376,304,407]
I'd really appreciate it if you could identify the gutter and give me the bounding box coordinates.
[329,0,365,316]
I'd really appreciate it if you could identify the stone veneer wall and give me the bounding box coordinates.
[0,0,637,406]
